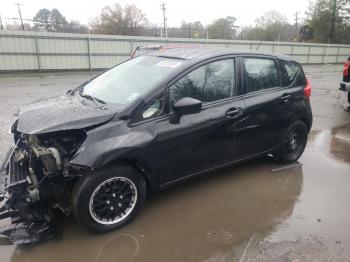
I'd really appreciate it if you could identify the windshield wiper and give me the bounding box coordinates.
[79,92,107,110]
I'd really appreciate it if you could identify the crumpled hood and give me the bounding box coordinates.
[16,93,117,134]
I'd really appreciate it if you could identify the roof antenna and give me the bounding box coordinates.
[256,40,263,51]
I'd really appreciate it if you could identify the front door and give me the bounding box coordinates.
[155,58,245,185]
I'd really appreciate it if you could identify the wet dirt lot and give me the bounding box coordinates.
[0,65,349,261]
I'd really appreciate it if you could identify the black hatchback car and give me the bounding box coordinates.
[0,47,312,245]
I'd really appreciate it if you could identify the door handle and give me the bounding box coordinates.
[280,93,291,102]
[225,107,243,118]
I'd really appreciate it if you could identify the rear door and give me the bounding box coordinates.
[155,57,245,185]
[278,59,309,127]
[236,56,287,159]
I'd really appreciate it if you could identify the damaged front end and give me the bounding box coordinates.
[0,129,88,245]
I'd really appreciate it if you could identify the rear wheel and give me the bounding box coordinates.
[72,164,146,233]
[274,121,308,164]
[348,92,350,104]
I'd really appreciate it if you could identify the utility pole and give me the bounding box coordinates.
[14,3,24,31]
[188,23,191,38]
[160,2,167,38]
[0,16,3,30]
[294,11,299,41]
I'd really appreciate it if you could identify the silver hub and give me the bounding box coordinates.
[89,177,138,225]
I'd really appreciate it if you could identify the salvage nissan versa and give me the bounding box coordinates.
[0,47,312,245]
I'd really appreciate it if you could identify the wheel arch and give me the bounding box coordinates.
[298,117,311,133]
[97,158,155,193]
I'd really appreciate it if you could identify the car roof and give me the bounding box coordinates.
[147,46,298,63]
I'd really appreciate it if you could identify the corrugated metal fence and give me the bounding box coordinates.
[1,30,350,72]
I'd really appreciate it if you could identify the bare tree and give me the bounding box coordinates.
[254,10,291,41]
[206,16,237,39]
[89,4,147,35]
[306,0,350,43]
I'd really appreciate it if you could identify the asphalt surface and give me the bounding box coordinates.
[0,65,349,261]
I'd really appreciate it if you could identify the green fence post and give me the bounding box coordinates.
[34,35,41,72]
[307,46,311,64]
[87,36,91,71]
[336,47,340,64]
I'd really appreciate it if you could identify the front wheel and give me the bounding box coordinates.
[72,164,146,233]
[273,121,308,164]
[348,92,350,104]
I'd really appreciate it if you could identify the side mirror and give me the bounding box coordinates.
[173,97,202,116]
[170,97,202,124]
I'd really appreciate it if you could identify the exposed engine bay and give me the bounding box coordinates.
[0,128,88,245]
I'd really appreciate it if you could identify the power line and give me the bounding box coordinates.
[160,2,167,38]
[2,16,77,27]
[14,3,24,31]
[2,16,47,23]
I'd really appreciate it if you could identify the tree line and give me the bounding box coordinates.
[2,0,350,44]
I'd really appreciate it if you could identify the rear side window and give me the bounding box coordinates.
[280,61,303,87]
[169,59,235,104]
[244,58,280,93]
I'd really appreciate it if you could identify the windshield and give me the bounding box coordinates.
[80,56,184,105]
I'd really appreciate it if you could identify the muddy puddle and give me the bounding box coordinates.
[266,124,350,260]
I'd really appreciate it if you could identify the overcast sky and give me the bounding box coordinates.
[1,0,310,27]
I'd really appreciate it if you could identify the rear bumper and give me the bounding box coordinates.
[339,82,350,92]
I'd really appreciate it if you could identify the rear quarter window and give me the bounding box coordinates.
[280,60,305,87]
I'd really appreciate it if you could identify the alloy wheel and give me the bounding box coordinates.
[89,177,138,225]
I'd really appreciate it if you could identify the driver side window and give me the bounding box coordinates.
[169,59,235,105]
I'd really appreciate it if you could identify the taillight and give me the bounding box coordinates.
[343,63,349,77]
[304,78,311,99]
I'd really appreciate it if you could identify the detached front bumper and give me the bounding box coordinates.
[0,148,55,245]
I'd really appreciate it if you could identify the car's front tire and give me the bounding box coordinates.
[273,121,308,164]
[348,91,350,104]
[72,164,146,233]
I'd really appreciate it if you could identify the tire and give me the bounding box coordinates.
[348,92,350,104]
[72,164,146,233]
[273,121,308,164]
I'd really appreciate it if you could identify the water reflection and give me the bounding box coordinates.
[330,124,350,163]
[10,157,303,262]
[93,233,140,262]
[265,128,350,256]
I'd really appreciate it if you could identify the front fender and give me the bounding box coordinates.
[70,120,157,170]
